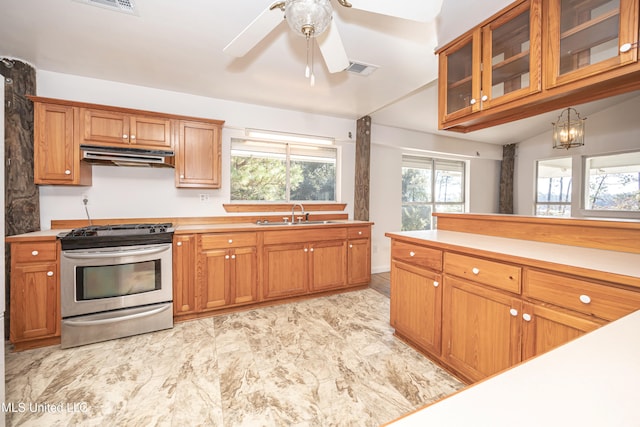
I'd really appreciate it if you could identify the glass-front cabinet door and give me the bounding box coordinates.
[438,28,482,126]
[545,0,639,88]
[481,0,542,109]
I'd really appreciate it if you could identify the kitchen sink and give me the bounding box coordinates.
[256,220,342,226]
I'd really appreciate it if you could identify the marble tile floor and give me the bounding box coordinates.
[5,288,464,426]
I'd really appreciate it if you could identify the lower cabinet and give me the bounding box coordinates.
[442,275,522,382]
[263,242,309,299]
[390,260,442,356]
[9,240,61,350]
[309,240,347,292]
[347,225,371,285]
[173,234,197,316]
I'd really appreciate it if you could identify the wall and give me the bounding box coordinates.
[368,125,502,273]
[36,71,357,229]
[514,94,640,218]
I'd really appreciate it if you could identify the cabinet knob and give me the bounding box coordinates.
[579,294,591,304]
[509,308,518,317]
[180,175,185,179]
[228,239,233,244]
[433,281,439,288]
[310,248,314,252]
[620,43,633,53]
[409,251,415,257]
[176,242,182,246]
[123,134,128,139]
[470,98,477,105]
[47,271,54,277]
[472,267,480,275]
[231,254,236,259]
[522,313,532,322]
[481,95,488,102]
[64,169,71,175]
[225,255,230,259]
[304,248,308,252]
[31,250,39,256]
[358,231,362,235]
[130,135,136,140]
[349,244,353,248]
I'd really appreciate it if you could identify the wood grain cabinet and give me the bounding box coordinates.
[173,234,197,317]
[438,0,541,127]
[347,226,371,285]
[199,233,258,311]
[33,101,92,185]
[81,108,172,149]
[9,240,61,350]
[174,120,223,189]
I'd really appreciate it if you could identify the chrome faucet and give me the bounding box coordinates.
[292,203,305,223]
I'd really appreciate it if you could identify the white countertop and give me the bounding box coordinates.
[389,308,640,427]
[386,230,640,281]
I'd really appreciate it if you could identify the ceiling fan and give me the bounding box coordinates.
[223,0,443,85]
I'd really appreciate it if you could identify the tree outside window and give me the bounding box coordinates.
[585,151,640,211]
[535,157,572,217]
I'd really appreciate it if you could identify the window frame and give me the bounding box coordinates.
[534,156,573,217]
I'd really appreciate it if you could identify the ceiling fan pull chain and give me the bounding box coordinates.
[305,34,311,78]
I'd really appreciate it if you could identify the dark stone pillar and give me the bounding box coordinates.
[499,143,516,214]
[354,116,371,221]
[2,57,39,338]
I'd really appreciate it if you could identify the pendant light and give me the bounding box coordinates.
[552,107,586,150]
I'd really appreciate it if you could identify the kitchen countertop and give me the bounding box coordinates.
[388,307,640,427]
[386,229,640,284]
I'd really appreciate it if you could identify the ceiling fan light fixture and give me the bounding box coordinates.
[285,0,333,38]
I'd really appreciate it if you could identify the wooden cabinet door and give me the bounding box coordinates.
[173,235,197,315]
[309,240,347,292]
[480,0,542,109]
[33,103,91,185]
[175,120,221,188]
[130,116,171,148]
[438,28,482,126]
[442,275,522,382]
[390,261,442,356]
[521,302,604,361]
[263,243,308,300]
[81,108,130,145]
[544,0,640,88]
[10,263,59,342]
[230,246,258,305]
[200,248,231,310]
[347,238,370,285]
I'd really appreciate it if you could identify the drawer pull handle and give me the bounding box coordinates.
[47,271,54,277]
[472,267,480,275]
[522,313,532,322]
[176,242,182,246]
[509,308,518,317]
[433,281,439,288]
[228,239,233,244]
[579,294,591,304]
[409,251,415,257]
[31,250,39,256]
[358,231,362,235]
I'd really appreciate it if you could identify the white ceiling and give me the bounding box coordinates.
[0,0,637,145]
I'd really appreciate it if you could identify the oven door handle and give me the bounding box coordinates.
[62,245,170,259]
[63,304,171,327]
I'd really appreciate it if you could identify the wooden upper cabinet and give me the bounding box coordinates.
[175,120,222,188]
[544,0,640,88]
[81,108,172,149]
[33,102,92,185]
[481,0,542,109]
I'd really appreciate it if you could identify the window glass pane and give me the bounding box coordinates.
[402,156,433,203]
[290,144,336,201]
[435,159,464,203]
[535,204,571,217]
[585,152,640,211]
[231,140,287,201]
[536,157,572,203]
[401,204,433,231]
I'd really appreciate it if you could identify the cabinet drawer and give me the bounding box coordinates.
[348,226,370,239]
[13,242,57,263]
[391,241,442,271]
[444,252,521,294]
[200,233,257,249]
[524,269,640,322]
[263,228,347,245]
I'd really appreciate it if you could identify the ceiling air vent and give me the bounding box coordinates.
[346,61,379,76]
[74,0,137,15]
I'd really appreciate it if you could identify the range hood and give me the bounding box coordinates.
[81,144,174,167]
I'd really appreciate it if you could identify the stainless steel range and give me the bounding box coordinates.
[58,223,174,349]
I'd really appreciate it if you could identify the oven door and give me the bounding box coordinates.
[60,243,173,318]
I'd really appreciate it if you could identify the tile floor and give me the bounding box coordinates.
[5,288,464,426]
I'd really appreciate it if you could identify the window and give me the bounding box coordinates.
[231,138,337,202]
[535,157,572,217]
[401,155,465,231]
[584,151,640,212]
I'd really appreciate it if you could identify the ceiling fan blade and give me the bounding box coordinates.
[345,0,443,22]
[223,4,284,57]
[317,20,349,73]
